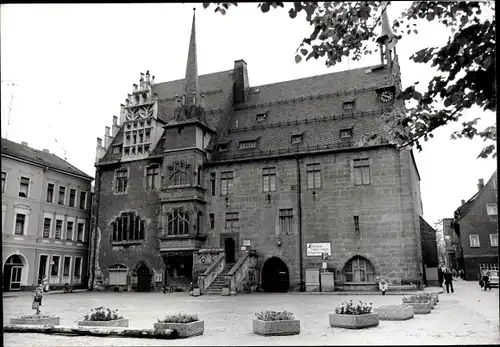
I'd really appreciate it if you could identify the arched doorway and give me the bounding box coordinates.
[3,254,24,291]
[136,264,152,292]
[261,257,290,292]
[224,238,236,263]
[342,256,375,283]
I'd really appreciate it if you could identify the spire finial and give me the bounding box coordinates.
[183,4,200,108]
[376,1,394,44]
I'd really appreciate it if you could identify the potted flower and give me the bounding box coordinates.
[329,300,379,329]
[373,304,414,321]
[78,307,128,327]
[418,292,437,306]
[253,310,300,336]
[401,296,432,314]
[154,313,204,338]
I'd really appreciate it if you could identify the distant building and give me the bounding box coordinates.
[442,217,462,271]
[452,172,498,280]
[90,8,426,293]
[1,138,93,291]
[419,216,439,286]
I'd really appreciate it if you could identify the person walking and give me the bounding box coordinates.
[482,270,491,291]
[444,269,454,293]
[438,266,444,288]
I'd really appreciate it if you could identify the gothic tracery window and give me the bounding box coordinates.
[167,208,190,236]
[168,161,191,186]
[112,211,145,242]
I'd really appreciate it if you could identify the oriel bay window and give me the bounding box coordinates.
[168,161,190,186]
[112,211,145,242]
[167,209,190,236]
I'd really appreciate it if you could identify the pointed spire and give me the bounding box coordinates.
[183,8,200,108]
[376,2,394,44]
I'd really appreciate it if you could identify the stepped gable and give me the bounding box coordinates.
[1,137,93,179]
[212,64,395,160]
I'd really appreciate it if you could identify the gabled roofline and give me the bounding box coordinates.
[2,153,94,182]
[456,170,497,221]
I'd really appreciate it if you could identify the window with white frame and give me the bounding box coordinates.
[108,264,128,285]
[19,177,29,198]
[354,159,370,185]
[490,263,499,271]
[51,255,60,276]
[2,171,6,193]
[486,203,497,216]
[306,163,321,189]
[262,167,276,192]
[15,213,26,235]
[58,186,66,205]
[63,256,71,277]
[238,140,257,149]
[469,234,480,247]
[69,189,76,207]
[46,183,54,203]
[79,191,87,209]
[66,221,74,240]
[43,218,51,238]
[77,222,84,242]
[225,212,239,232]
[490,233,498,247]
[220,171,234,196]
[115,169,128,193]
[279,209,293,235]
[55,220,63,239]
[73,257,82,278]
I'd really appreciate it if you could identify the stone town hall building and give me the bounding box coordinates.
[91,8,424,293]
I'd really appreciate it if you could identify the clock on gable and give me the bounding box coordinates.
[379,90,394,103]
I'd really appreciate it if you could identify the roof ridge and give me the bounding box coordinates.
[153,69,233,86]
[251,64,387,90]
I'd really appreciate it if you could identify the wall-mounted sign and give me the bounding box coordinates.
[243,240,251,246]
[306,243,331,257]
[154,273,163,282]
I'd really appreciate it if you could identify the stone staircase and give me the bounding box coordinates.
[204,262,235,294]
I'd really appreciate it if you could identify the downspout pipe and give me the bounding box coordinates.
[296,155,304,292]
[90,167,101,291]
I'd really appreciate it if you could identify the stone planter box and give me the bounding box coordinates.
[192,288,200,296]
[374,305,414,321]
[253,318,300,336]
[403,302,432,314]
[10,316,60,325]
[154,320,204,338]
[78,319,129,327]
[222,287,230,296]
[329,313,379,329]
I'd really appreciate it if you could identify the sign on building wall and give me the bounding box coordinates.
[306,243,331,257]
[243,240,251,246]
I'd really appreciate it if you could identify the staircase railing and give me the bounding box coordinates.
[225,252,257,294]
[198,253,226,294]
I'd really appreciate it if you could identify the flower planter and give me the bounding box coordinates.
[374,305,414,321]
[78,319,129,327]
[403,302,432,314]
[154,320,204,338]
[10,316,60,326]
[252,318,300,336]
[329,313,379,329]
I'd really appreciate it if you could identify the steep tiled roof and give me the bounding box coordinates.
[213,64,396,160]
[1,138,93,180]
[455,170,497,220]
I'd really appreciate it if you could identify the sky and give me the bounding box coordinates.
[0,2,496,229]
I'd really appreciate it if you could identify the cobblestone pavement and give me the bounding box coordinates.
[4,279,499,346]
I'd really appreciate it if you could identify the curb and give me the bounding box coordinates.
[3,289,88,299]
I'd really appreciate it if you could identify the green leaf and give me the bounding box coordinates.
[289,8,297,19]
[295,54,302,63]
[300,48,308,55]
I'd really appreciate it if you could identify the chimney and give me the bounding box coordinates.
[21,141,28,146]
[112,116,120,137]
[104,126,111,149]
[233,60,249,104]
[95,137,106,163]
[43,149,50,153]
[478,178,484,191]
[461,199,465,205]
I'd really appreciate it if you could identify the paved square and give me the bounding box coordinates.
[3,280,499,346]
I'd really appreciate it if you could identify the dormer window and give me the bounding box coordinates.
[343,100,355,110]
[112,145,122,154]
[239,140,257,149]
[256,112,268,122]
[219,143,229,152]
[340,128,353,139]
[291,134,303,144]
